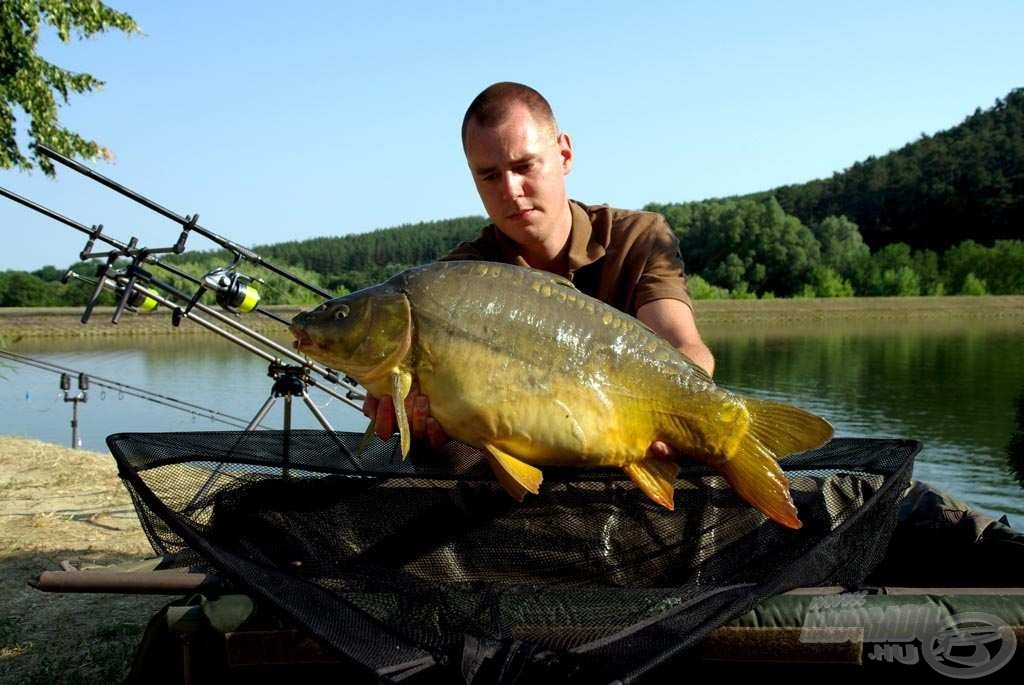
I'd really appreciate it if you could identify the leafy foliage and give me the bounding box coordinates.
[647,196,820,296]
[0,0,139,174]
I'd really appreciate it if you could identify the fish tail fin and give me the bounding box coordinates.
[717,438,803,529]
[743,398,834,460]
[716,400,833,530]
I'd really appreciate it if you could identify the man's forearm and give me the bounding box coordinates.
[679,340,715,377]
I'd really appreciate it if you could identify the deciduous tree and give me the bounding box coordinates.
[0,0,139,175]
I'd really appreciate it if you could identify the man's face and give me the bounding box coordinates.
[463,104,573,249]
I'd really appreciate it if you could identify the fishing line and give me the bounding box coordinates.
[0,350,267,429]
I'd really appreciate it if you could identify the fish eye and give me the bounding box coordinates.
[334,304,350,319]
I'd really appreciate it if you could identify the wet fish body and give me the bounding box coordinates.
[291,261,833,528]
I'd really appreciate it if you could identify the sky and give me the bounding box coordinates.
[1,0,1021,271]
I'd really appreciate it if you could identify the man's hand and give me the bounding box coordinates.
[362,381,448,450]
[646,440,680,461]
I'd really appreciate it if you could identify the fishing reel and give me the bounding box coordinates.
[183,254,263,316]
[203,267,261,313]
[117,283,159,313]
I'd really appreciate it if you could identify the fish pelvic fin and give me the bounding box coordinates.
[483,444,543,501]
[623,459,680,511]
[390,369,413,458]
[743,398,834,459]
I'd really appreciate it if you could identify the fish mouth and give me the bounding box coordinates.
[291,326,312,351]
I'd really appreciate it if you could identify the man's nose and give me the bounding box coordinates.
[500,172,524,199]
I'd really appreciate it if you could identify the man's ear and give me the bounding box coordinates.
[557,132,573,175]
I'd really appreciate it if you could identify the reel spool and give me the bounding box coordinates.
[123,286,159,313]
[203,265,261,313]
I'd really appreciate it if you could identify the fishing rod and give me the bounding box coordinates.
[0,183,365,405]
[57,268,363,412]
[0,350,269,430]
[56,258,367,472]
[35,143,332,299]
[0,186,289,326]
[1,147,370,470]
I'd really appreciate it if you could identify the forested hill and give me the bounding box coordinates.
[6,90,1024,305]
[252,215,487,292]
[763,88,1024,251]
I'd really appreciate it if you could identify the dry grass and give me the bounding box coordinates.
[0,437,168,684]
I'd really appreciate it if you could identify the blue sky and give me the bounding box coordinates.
[1,0,1021,270]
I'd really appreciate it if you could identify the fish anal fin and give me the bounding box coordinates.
[623,459,680,510]
[390,370,413,458]
[483,444,543,501]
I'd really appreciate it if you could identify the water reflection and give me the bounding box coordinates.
[704,318,1024,519]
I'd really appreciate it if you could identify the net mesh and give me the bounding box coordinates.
[107,431,918,683]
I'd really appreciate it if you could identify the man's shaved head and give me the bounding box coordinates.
[461,82,558,147]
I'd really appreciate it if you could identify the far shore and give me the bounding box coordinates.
[2,296,1023,339]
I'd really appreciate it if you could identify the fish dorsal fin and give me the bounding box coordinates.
[551,273,576,290]
[483,444,543,501]
[677,349,713,384]
[390,369,413,458]
[524,265,576,291]
[623,459,680,510]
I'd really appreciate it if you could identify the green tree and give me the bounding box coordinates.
[0,270,54,305]
[651,197,821,296]
[800,265,855,297]
[959,272,988,296]
[685,274,730,300]
[880,266,921,296]
[1,0,139,175]
[812,215,870,281]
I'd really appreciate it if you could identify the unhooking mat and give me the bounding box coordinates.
[107,431,919,683]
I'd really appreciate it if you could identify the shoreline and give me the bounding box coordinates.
[0,436,166,683]
[2,296,1023,338]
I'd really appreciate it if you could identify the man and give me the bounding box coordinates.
[365,82,714,450]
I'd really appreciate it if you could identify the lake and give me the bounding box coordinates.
[2,316,1023,521]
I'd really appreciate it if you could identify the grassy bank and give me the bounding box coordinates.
[0,305,302,339]
[3,296,1024,339]
[0,437,165,684]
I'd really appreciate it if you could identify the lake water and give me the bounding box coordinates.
[2,317,1023,521]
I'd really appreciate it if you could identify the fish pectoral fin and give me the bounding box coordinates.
[483,444,543,501]
[623,459,680,511]
[390,369,413,458]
